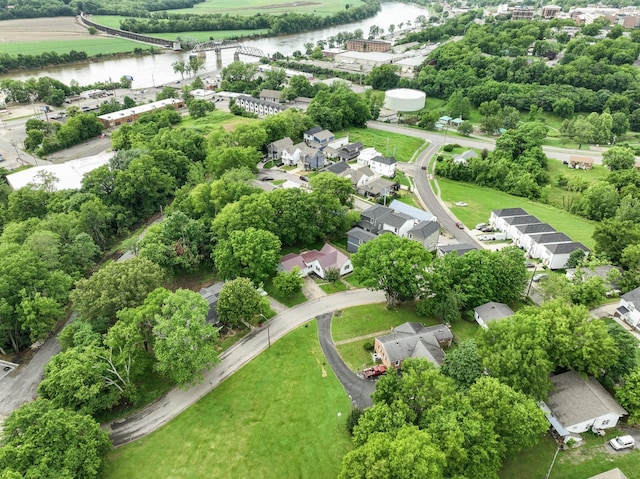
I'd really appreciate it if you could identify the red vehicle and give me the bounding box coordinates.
[455,221,464,229]
[363,365,387,379]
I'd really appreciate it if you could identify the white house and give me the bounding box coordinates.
[266,137,294,161]
[339,165,375,188]
[616,286,640,329]
[489,208,529,232]
[542,371,627,443]
[379,211,416,237]
[389,199,437,223]
[500,215,542,239]
[363,155,397,177]
[512,223,556,248]
[278,244,352,279]
[526,232,573,259]
[540,242,590,269]
[473,302,514,330]
[452,149,478,166]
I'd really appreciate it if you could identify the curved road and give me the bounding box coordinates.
[107,289,385,446]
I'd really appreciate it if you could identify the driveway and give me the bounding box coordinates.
[107,289,385,446]
[302,276,327,300]
[316,314,375,409]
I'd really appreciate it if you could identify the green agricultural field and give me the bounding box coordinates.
[343,127,425,163]
[170,0,356,16]
[0,38,147,56]
[438,178,597,249]
[105,321,352,479]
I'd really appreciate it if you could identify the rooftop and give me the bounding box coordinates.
[474,302,514,323]
[347,227,377,242]
[503,215,542,226]
[438,243,478,256]
[376,322,453,367]
[492,207,529,218]
[514,223,556,235]
[544,242,590,255]
[389,199,436,223]
[97,98,184,122]
[527,232,573,245]
[408,220,440,239]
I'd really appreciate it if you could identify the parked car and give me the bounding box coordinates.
[300,175,309,182]
[609,435,635,451]
[532,273,548,282]
[455,202,468,207]
[480,226,495,233]
[261,176,274,181]
[455,221,464,229]
[479,235,495,241]
[525,263,536,269]
[475,223,488,230]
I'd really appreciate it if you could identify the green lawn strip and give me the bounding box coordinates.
[0,38,147,56]
[180,110,258,131]
[449,320,478,343]
[336,337,375,372]
[331,303,441,342]
[499,433,558,479]
[272,179,285,185]
[393,170,410,187]
[395,193,418,207]
[343,273,365,288]
[105,321,352,479]
[264,278,307,308]
[342,127,424,163]
[545,159,608,210]
[438,178,596,249]
[318,280,348,294]
[543,137,590,150]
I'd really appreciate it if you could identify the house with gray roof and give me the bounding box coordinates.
[525,232,573,258]
[452,149,478,165]
[235,95,287,118]
[542,371,627,443]
[266,137,293,160]
[358,177,398,199]
[306,129,335,149]
[615,286,640,329]
[325,161,351,175]
[336,142,364,161]
[200,282,225,325]
[379,211,415,237]
[474,301,514,329]
[346,227,377,253]
[281,142,326,170]
[540,242,590,269]
[389,199,436,223]
[407,221,440,251]
[437,243,478,257]
[303,126,323,141]
[339,165,375,188]
[512,223,556,247]
[359,205,393,232]
[502,215,542,239]
[489,208,529,231]
[259,89,282,103]
[374,322,453,369]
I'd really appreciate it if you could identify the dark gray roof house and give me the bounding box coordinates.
[503,215,541,226]
[528,232,573,245]
[267,137,294,160]
[325,161,351,175]
[346,227,377,253]
[200,282,225,325]
[304,126,323,136]
[407,221,440,251]
[545,241,590,255]
[437,243,478,257]
[514,223,556,236]
[337,142,364,161]
[360,205,393,231]
[358,177,397,198]
[374,322,453,369]
[491,207,528,218]
[371,155,397,166]
[474,301,514,329]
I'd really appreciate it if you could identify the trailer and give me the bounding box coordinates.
[362,365,387,379]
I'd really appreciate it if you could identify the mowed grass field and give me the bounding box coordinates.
[171,0,357,16]
[342,127,425,163]
[438,178,597,249]
[0,38,148,56]
[104,321,352,479]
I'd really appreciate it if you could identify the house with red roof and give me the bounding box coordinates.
[278,244,353,279]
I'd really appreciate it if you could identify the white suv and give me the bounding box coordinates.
[609,435,635,450]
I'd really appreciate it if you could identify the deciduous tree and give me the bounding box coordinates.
[216,277,271,328]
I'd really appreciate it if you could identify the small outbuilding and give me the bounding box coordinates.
[474,302,514,329]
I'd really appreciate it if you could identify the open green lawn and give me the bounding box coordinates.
[180,110,258,133]
[336,337,375,371]
[343,127,425,163]
[170,0,355,16]
[319,279,349,294]
[438,178,597,249]
[545,158,608,210]
[501,429,640,479]
[105,321,352,479]
[0,38,149,56]
[264,278,307,308]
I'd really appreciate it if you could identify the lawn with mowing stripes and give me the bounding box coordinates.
[438,178,596,249]
[105,321,351,479]
[0,38,147,56]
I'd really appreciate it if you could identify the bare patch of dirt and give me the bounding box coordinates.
[0,17,106,43]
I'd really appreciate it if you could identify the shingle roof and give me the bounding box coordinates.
[376,322,453,366]
[527,232,573,245]
[200,282,225,324]
[621,286,640,309]
[503,215,541,226]
[347,227,377,242]
[382,211,413,229]
[370,155,397,165]
[259,89,281,99]
[269,137,293,149]
[408,221,440,239]
[547,371,627,429]
[305,126,322,135]
[361,204,393,222]
[325,161,350,174]
[360,178,396,195]
[438,243,478,256]
[474,301,514,323]
[389,199,436,222]
[492,207,528,218]
[544,242,590,255]
[315,130,334,141]
[514,223,556,235]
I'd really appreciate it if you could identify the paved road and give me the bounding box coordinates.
[316,313,375,409]
[107,289,385,446]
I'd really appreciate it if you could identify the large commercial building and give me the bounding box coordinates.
[346,39,392,53]
[97,98,185,128]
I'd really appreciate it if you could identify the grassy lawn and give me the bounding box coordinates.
[264,278,307,308]
[502,429,640,479]
[0,38,151,56]
[169,0,351,16]
[545,159,608,210]
[395,193,419,208]
[336,338,375,371]
[105,321,352,479]
[343,273,365,288]
[449,320,478,343]
[273,179,285,185]
[318,279,348,294]
[331,303,441,342]
[343,127,424,163]
[438,178,597,249]
[393,170,411,187]
[180,110,258,133]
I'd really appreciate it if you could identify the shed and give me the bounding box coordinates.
[569,155,594,170]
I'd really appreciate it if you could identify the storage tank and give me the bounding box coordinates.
[384,88,426,112]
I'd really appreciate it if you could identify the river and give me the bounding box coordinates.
[2,2,430,88]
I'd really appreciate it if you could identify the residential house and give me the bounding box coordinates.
[540,242,590,269]
[438,115,453,125]
[358,177,398,199]
[407,221,440,251]
[305,129,335,149]
[281,142,326,170]
[565,265,622,288]
[542,371,627,443]
[437,243,479,257]
[451,117,464,127]
[501,214,542,239]
[259,89,282,103]
[278,243,352,279]
[324,161,351,175]
[474,302,514,330]
[346,227,377,253]
[378,211,416,237]
[339,165,375,189]
[374,322,453,369]
[199,282,225,325]
[303,126,323,142]
[525,232,573,259]
[512,223,556,248]
[336,142,364,161]
[452,149,478,166]
[359,205,393,232]
[569,155,595,170]
[358,155,397,177]
[489,208,529,232]
[389,199,437,223]
[266,137,293,161]
[615,286,640,329]
[235,95,287,118]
